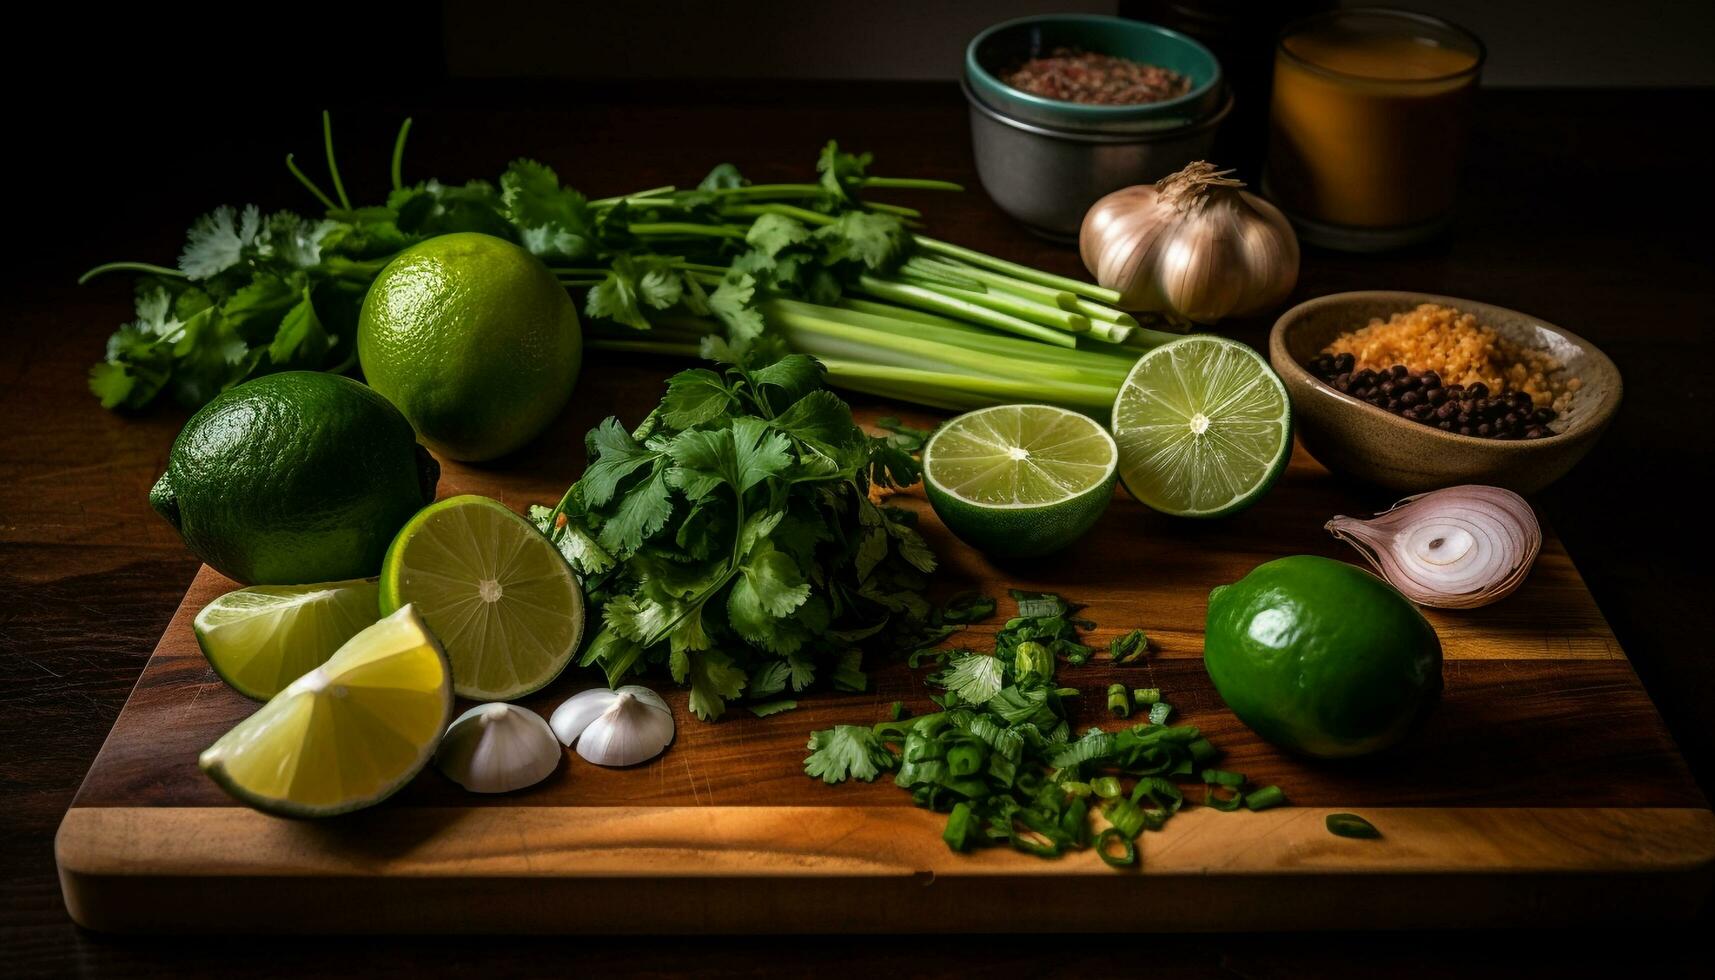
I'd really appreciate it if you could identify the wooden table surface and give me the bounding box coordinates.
[4,83,1712,974]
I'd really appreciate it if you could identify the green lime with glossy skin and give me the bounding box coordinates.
[150,372,439,585]
[358,232,582,462]
[1204,555,1442,759]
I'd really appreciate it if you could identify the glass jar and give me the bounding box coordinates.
[1263,8,1484,251]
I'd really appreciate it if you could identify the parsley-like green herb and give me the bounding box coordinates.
[533,351,941,721]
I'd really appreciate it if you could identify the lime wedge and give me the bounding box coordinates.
[198,604,452,817]
[379,495,585,700]
[1111,336,1291,518]
[192,579,380,700]
[922,403,1118,558]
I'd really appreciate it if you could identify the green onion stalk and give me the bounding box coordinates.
[576,185,1176,412]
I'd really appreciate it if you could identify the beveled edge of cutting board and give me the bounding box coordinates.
[57,805,1715,933]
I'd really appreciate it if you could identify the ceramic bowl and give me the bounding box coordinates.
[1269,291,1621,494]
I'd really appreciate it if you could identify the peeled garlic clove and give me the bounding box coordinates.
[551,685,675,767]
[435,703,562,794]
[1326,485,1542,610]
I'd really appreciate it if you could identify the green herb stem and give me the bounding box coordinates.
[860,176,965,192]
[913,236,1123,304]
[816,359,1118,412]
[911,256,1077,310]
[589,185,677,207]
[321,110,353,211]
[587,338,704,357]
[284,153,338,210]
[77,261,188,285]
[853,275,1075,348]
[935,283,1092,334]
[774,306,1112,386]
[628,222,749,239]
[390,117,413,191]
[1072,297,1137,326]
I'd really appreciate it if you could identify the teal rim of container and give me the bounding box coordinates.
[965,14,1224,127]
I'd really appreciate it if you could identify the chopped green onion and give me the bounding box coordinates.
[1201,768,1246,787]
[1326,813,1382,839]
[1090,776,1123,799]
[1062,781,1092,798]
[889,701,909,722]
[1110,629,1150,664]
[1096,828,1137,868]
[1244,785,1286,811]
[1133,687,1161,705]
[1147,701,1173,726]
[943,802,975,852]
[1104,798,1148,839]
[1187,738,1220,765]
[1107,683,1131,718]
[1205,785,1245,812]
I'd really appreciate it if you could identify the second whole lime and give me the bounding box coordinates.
[149,372,439,585]
[358,232,582,461]
[1203,555,1442,759]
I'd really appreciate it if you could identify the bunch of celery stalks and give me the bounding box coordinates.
[562,171,1177,412]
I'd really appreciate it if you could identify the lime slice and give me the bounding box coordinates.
[922,403,1118,558]
[198,604,452,817]
[192,579,381,700]
[379,495,585,700]
[1111,336,1291,518]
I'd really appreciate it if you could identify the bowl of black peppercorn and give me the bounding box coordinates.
[1269,291,1622,494]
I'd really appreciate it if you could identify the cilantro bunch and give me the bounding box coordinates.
[804,592,1285,868]
[531,352,936,720]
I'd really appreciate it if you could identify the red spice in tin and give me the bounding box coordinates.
[1000,47,1192,106]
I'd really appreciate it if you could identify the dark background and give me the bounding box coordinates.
[5,1,1714,975]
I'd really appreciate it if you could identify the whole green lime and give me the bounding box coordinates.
[358,232,582,461]
[150,372,439,585]
[1204,555,1442,759]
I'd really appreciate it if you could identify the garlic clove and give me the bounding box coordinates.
[550,685,676,767]
[1326,485,1541,610]
[435,702,562,794]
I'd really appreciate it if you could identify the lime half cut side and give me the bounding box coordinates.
[379,495,585,701]
[1111,335,1292,518]
[198,604,453,818]
[193,578,381,700]
[922,403,1119,558]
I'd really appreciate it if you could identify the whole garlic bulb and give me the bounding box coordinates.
[435,703,562,793]
[1080,162,1299,323]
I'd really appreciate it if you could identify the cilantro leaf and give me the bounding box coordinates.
[815,140,873,204]
[500,159,594,260]
[748,700,798,718]
[598,463,674,554]
[830,648,867,692]
[708,273,766,344]
[686,650,747,721]
[267,288,333,368]
[698,163,746,191]
[940,653,1004,705]
[661,368,735,428]
[748,660,791,699]
[748,354,825,410]
[814,211,909,272]
[804,724,895,784]
[745,214,810,257]
[581,418,665,507]
[180,205,261,279]
[665,417,792,497]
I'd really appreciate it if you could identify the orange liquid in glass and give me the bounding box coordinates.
[1267,31,1479,229]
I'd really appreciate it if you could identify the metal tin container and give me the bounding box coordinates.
[963,79,1231,241]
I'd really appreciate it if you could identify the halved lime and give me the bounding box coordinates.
[379,495,585,700]
[199,604,453,817]
[192,579,381,700]
[922,403,1119,558]
[1111,336,1291,518]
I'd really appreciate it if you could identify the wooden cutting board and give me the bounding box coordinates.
[55,359,1714,933]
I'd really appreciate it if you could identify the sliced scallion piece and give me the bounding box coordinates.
[1096,828,1137,868]
[1244,785,1286,811]
[1326,813,1381,839]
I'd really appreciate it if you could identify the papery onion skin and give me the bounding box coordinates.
[1079,162,1299,323]
[1326,485,1541,610]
